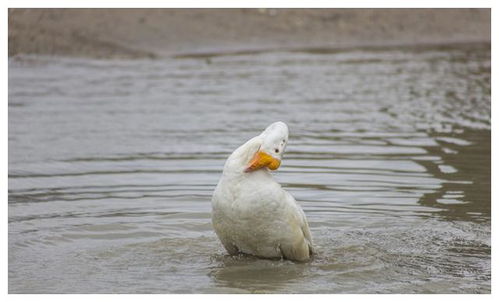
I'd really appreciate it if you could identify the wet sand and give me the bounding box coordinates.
[8,8,490,59]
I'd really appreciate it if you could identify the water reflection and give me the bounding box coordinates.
[418,129,490,222]
[209,255,309,293]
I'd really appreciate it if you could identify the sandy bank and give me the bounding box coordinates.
[8,8,491,59]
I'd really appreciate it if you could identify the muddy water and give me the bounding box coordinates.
[8,43,490,293]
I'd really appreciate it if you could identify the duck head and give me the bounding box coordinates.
[244,122,289,173]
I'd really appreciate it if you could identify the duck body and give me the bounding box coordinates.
[212,123,314,261]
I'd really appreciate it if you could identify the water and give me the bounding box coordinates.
[8,43,490,293]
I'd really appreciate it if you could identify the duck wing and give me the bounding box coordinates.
[279,191,314,261]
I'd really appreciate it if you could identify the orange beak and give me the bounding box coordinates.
[244,151,281,173]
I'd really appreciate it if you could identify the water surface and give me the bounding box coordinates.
[9,43,490,293]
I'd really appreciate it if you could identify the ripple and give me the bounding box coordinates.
[8,43,490,293]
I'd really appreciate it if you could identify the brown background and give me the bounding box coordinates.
[8,8,491,59]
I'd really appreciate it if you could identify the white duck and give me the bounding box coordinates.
[212,121,314,261]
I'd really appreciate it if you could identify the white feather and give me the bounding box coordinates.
[212,122,314,261]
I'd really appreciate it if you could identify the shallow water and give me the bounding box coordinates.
[9,43,490,293]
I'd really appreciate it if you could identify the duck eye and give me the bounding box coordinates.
[275,148,279,153]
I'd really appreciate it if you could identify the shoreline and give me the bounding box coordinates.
[9,8,491,59]
[173,40,491,59]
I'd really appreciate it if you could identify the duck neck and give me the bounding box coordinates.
[224,135,275,178]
